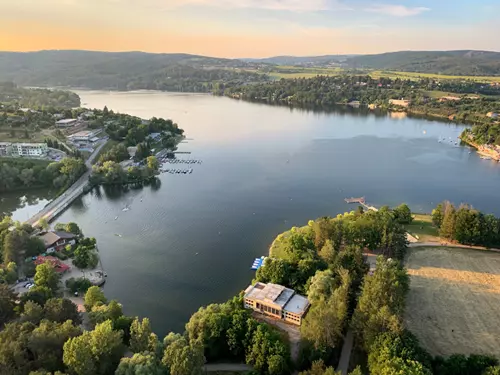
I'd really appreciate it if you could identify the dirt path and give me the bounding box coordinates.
[336,330,354,375]
[204,363,252,372]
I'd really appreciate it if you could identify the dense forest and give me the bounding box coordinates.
[346,50,500,76]
[0,51,268,93]
[0,157,86,193]
[0,82,80,109]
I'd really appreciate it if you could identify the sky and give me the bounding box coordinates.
[1,0,500,58]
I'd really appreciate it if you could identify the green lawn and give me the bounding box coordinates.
[405,214,440,242]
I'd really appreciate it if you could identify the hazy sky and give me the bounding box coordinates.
[1,0,499,57]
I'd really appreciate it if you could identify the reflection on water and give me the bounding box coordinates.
[4,91,500,337]
[0,188,55,222]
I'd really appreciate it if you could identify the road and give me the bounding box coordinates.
[336,330,354,375]
[26,140,108,226]
[409,242,500,252]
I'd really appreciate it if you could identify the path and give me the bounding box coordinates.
[337,330,354,375]
[26,140,108,226]
[204,364,252,372]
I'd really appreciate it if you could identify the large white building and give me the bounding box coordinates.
[244,282,310,326]
[0,142,12,156]
[56,119,78,127]
[67,129,101,143]
[4,143,49,157]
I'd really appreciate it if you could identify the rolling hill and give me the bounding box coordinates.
[0,50,266,91]
[345,50,500,76]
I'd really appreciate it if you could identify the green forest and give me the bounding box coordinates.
[0,82,80,109]
[0,158,86,193]
[0,51,268,93]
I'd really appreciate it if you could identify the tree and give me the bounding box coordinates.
[0,284,17,326]
[34,262,61,292]
[20,301,44,324]
[21,285,54,306]
[393,204,413,224]
[351,257,409,351]
[25,237,46,258]
[115,352,165,375]
[146,156,159,173]
[44,298,82,324]
[84,286,107,312]
[29,320,81,373]
[63,320,124,375]
[54,222,82,237]
[0,321,36,374]
[299,360,339,375]
[38,218,50,231]
[130,317,153,353]
[162,334,204,375]
[89,300,123,326]
[432,203,444,228]
[439,201,457,240]
[302,270,350,350]
[245,324,290,375]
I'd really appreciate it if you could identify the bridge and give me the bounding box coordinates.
[26,140,108,226]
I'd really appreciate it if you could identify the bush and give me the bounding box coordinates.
[52,251,68,260]
[65,277,92,294]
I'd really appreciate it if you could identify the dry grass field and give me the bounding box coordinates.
[405,247,500,358]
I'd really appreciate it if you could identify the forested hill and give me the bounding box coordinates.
[0,50,268,92]
[347,50,500,76]
[246,50,500,76]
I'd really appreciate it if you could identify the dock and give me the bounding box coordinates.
[344,196,378,212]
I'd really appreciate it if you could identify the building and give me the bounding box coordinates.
[34,256,70,273]
[56,118,78,127]
[0,142,12,156]
[147,132,162,142]
[389,99,411,108]
[11,143,48,157]
[244,282,310,326]
[67,129,102,143]
[38,231,77,253]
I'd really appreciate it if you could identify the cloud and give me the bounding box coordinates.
[365,4,430,17]
[122,0,334,12]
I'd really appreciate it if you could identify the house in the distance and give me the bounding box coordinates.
[244,282,310,326]
[38,231,77,253]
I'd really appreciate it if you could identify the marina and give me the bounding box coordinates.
[251,256,267,270]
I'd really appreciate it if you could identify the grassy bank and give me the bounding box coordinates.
[404,214,440,242]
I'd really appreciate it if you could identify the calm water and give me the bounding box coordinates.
[3,90,500,336]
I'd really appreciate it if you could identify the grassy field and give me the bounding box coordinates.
[405,247,500,358]
[262,66,500,83]
[404,214,440,242]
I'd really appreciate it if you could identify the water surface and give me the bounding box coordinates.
[4,91,500,336]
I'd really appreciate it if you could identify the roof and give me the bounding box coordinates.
[38,231,76,247]
[283,294,310,316]
[56,119,77,124]
[244,282,296,308]
[69,131,94,137]
[34,256,70,273]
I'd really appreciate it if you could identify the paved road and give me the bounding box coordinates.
[26,140,108,226]
[204,364,252,372]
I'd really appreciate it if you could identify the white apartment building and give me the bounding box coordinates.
[10,143,49,157]
[0,142,12,156]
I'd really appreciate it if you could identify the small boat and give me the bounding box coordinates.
[114,233,122,237]
[114,216,118,220]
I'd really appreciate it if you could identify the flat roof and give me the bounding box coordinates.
[244,282,296,308]
[283,294,310,316]
[56,119,77,124]
[69,131,94,137]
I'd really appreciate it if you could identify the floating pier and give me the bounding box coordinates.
[251,256,267,270]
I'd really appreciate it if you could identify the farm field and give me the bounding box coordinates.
[261,66,500,83]
[405,247,500,358]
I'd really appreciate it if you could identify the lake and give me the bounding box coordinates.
[3,90,500,336]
